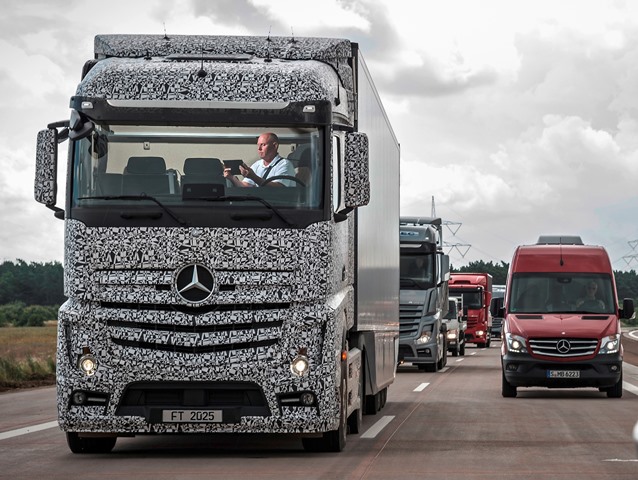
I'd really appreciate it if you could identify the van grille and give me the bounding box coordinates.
[529,338,598,357]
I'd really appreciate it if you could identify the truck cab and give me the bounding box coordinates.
[397,217,450,372]
[498,235,635,398]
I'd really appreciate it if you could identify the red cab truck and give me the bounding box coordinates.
[496,235,635,398]
[449,273,493,348]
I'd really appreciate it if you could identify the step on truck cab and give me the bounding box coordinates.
[496,235,635,398]
[449,273,493,348]
[33,34,400,453]
[398,217,450,371]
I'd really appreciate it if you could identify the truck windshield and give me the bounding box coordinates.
[450,290,482,309]
[400,254,435,290]
[509,273,615,314]
[71,124,324,211]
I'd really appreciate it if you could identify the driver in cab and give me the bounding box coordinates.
[224,132,295,187]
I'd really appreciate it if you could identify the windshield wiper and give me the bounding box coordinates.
[79,195,189,226]
[192,194,295,227]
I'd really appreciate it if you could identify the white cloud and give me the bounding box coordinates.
[1,0,638,270]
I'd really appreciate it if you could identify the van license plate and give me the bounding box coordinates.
[547,370,580,379]
[162,410,222,423]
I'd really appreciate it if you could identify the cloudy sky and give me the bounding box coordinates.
[2,0,638,271]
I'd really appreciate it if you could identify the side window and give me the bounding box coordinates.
[332,135,341,213]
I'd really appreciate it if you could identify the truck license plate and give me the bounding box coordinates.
[162,409,222,423]
[547,370,580,379]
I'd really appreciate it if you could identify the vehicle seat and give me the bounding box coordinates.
[181,157,225,186]
[122,156,173,195]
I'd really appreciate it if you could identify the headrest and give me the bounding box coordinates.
[125,156,166,174]
[297,148,311,168]
[184,157,224,175]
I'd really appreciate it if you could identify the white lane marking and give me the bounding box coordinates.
[439,367,449,373]
[628,330,638,340]
[470,352,477,356]
[414,382,430,392]
[623,381,638,396]
[0,421,58,441]
[603,459,638,462]
[456,358,465,362]
[360,415,395,439]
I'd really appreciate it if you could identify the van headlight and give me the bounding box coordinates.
[599,334,620,354]
[505,333,527,354]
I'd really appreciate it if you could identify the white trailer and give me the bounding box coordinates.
[34,34,399,453]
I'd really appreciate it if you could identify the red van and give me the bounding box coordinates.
[497,236,635,398]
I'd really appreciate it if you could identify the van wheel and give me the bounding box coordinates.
[501,371,517,398]
[606,373,623,398]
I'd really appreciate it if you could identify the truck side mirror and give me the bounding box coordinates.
[440,254,450,282]
[490,297,505,317]
[35,125,66,219]
[621,298,635,320]
[342,132,370,210]
[34,128,58,207]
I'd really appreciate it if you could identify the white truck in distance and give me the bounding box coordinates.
[34,34,400,453]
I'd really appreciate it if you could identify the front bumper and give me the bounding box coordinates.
[397,338,439,365]
[502,352,622,388]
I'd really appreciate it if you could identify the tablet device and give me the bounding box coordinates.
[223,159,244,175]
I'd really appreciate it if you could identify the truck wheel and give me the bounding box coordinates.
[486,336,491,348]
[66,432,116,454]
[459,342,465,356]
[437,345,448,370]
[451,344,459,357]
[606,373,623,398]
[501,371,517,398]
[303,378,347,452]
[347,372,363,434]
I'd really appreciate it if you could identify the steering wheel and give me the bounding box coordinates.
[261,175,306,187]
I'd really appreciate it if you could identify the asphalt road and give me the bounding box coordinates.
[1,334,638,479]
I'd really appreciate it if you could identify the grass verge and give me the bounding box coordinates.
[0,324,57,391]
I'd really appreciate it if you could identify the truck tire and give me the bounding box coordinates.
[437,344,447,370]
[347,370,363,434]
[66,432,116,454]
[501,371,517,398]
[303,378,347,452]
[606,373,623,398]
[459,341,466,356]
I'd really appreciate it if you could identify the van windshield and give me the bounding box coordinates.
[509,273,614,314]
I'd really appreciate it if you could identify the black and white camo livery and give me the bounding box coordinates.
[56,35,368,436]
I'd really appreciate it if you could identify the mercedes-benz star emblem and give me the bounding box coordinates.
[175,264,215,303]
[556,339,571,354]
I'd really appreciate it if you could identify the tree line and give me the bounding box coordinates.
[0,260,64,327]
[1,259,637,327]
[453,260,638,304]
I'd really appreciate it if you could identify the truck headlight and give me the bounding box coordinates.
[415,331,432,345]
[78,354,98,376]
[447,330,458,341]
[505,333,527,354]
[290,354,309,376]
[599,334,620,354]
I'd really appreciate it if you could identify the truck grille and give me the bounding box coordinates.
[529,338,598,357]
[399,304,423,335]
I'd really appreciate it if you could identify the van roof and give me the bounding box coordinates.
[512,244,611,273]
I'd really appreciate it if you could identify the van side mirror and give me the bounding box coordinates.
[621,298,635,320]
[342,132,370,210]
